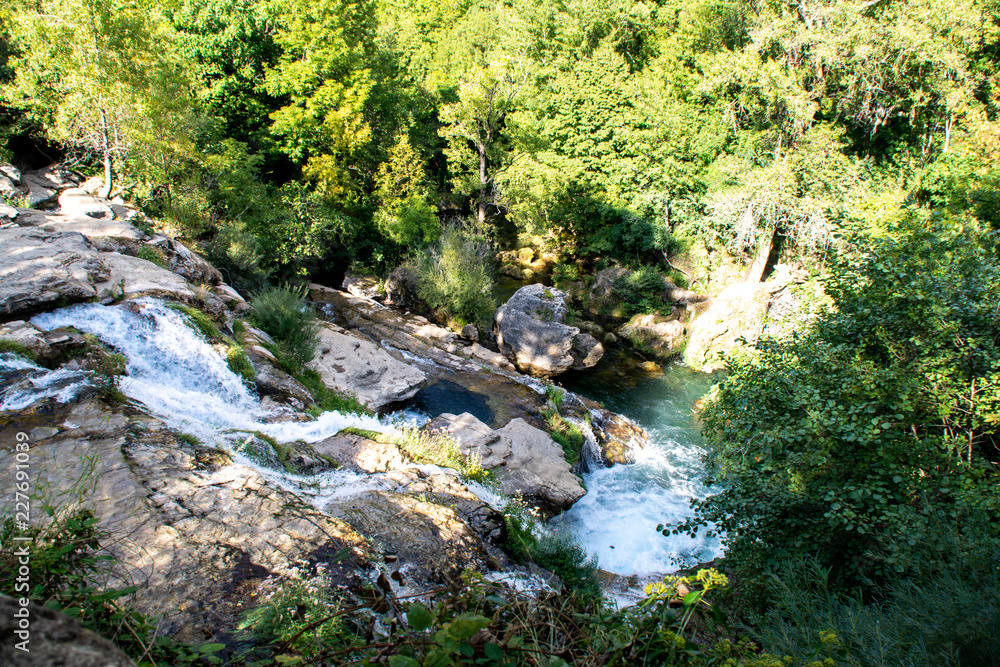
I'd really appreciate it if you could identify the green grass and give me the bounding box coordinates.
[175,432,203,447]
[136,245,167,268]
[226,344,256,384]
[168,304,222,341]
[297,368,370,416]
[0,339,37,362]
[542,408,585,466]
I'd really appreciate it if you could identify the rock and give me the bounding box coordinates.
[426,412,585,511]
[618,314,686,359]
[461,323,479,341]
[45,216,145,242]
[587,266,629,317]
[0,320,51,358]
[308,323,426,411]
[148,235,223,285]
[21,166,80,208]
[342,271,383,300]
[93,252,199,304]
[327,490,493,586]
[0,594,137,667]
[683,282,769,372]
[383,265,422,310]
[603,332,618,344]
[0,162,22,183]
[80,175,103,194]
[214,283,250,313]
[0,227,109,316]
[312,432,408,473]
[58,187,114,219]
[0,203,17,223]
[0,399,370,639]
[254,361,313,409]
[493,283,604,377]
[0,174,16,197]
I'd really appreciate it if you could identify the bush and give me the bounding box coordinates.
[415,225,497,325]
[680,217,1000,591]
[226,344,256,384]
[612,265,669,317]
[169,304,222,340]
[250,285,321,366]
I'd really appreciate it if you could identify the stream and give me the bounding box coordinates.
[553,353,723,582]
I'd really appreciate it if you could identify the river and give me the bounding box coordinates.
[552,352,723,581]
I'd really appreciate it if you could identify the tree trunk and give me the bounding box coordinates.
[478,142,488,228]
[744,226,776,283]
[98,108,113,199]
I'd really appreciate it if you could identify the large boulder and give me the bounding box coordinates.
[0,594,137,667]
[618,314,686,359]
[0,227,109,316]
[93,252,199,304]
[683,282,772,372]
[425,412,585,511]
[307,323,426,411]
[493,283,603,377]
[21,165,80,208]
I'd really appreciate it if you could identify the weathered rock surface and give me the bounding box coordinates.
[0,594,137,667]
[0,203,17,224]
[0,400,371,639]
[342,271,384,300]
[383,265,422,309]
[21,166,80,207]
[618,314,686,359]
[313,431,409,473]
[494,283,603,377]
[0,174,16,198]
[254,360,313,410]
[0,227,109,316]
[425,412,585,511]
[148,234,223,285]
[58,187,114,219]
[93,252,199,304]
[0,162,21,183]
[308,322,426,411]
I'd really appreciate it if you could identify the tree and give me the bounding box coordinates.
[439,58,527,231]
[3,0,187,196]
[374,133,439,249]
[679,216,1000,588]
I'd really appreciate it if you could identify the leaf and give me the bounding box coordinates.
[275,656,303,665]
[444,613,490,640]
[199,643,226,654]
[388,656,421,667]
[407,602,434,632]
[484,642,504,660]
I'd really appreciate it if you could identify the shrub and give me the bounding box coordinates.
[136,245,167,268]
[297,368,369,416]
[250,285,321,365]
[168,304,222,340]
[208,220,271,291]
[542,408,585,466]
[612,265,669,317]
[415,225,497,325]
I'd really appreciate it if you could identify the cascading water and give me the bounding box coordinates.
[18,299,432,508]
[551,359,723,582]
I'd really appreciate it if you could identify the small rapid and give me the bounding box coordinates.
[552,359,723,578]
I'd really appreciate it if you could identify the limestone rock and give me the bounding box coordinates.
[0,203,17,224]
[0,594,137,667]
[493,283,603,377]
[58,187,114,219]
[618,314,686,359]
[308,323,426,411]
[342,271,384,300]
[22,166,79,208]
[93,252,198,304]
[0,227,109,316]
[313,432,408,473]
[0,162,21,183]
[683,282,769,372]
[254,360,313,409]
[383,265,422,310]
[148,235,223,285]
[46,216,146,242]
[461,323,479,341]
[0,174,16,197]
[426,412,585,511]
[0,320,51,358]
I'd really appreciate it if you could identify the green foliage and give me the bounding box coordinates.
[0,339,37,362]
[544,382,565,410]
[415,225,497,325]
[238,568,354,660]
[226,344,256,384]
[250,285,321,365]
[136,245,168,268]
[170,304,223,341]
[297,368,370,416]
[542,408,585,466]
[88,349,128,404]
[612,266,669,317]
[682,217,1000,590]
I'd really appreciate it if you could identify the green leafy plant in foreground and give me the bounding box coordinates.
[250,285,321,365]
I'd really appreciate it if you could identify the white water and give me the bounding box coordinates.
[0,353,92,411]
[552,362,723,581]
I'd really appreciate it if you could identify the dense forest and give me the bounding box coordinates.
[2,0,1000,665]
